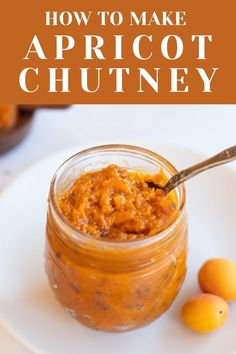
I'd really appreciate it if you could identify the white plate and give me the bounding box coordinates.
[0,144,236,354]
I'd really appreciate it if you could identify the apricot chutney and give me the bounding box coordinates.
[45,145,188,332]
[58,164,178,241]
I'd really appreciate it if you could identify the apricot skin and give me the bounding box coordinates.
[181,294,229,333]
[198,258,236,302]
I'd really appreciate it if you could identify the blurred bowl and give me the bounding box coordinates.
[0,110,34,155]
[0,105,71,155]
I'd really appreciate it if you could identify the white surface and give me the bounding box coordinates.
[1,145,236,354]
[0,105,235,353]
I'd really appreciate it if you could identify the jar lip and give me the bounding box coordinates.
[49,144,186,249]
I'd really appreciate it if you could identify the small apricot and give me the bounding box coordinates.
[198,258,236,302]
[181,294,229,333]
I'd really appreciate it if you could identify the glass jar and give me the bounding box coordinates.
[45,144,187,332]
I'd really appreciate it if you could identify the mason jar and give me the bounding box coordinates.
[45,144,188,332]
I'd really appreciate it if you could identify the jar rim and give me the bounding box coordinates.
[49,144,186,250]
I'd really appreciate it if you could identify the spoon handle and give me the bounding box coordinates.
[164,145,236,193]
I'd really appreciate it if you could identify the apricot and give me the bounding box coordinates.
[181,294,229,333]
[198,258,236,302]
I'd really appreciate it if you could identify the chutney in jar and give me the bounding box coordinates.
[58,164,178,241]
[45,145,188,332]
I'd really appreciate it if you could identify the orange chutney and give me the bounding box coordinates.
[45,145,188,332]
[58,164,178,241]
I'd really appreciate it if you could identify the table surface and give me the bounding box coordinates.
[0,104,235,353]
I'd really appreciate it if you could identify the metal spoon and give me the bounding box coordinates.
[147,145,236,194]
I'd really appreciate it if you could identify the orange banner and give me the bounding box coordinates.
[0,1,235,103]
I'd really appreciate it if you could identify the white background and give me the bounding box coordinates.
[0,104,235,353]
